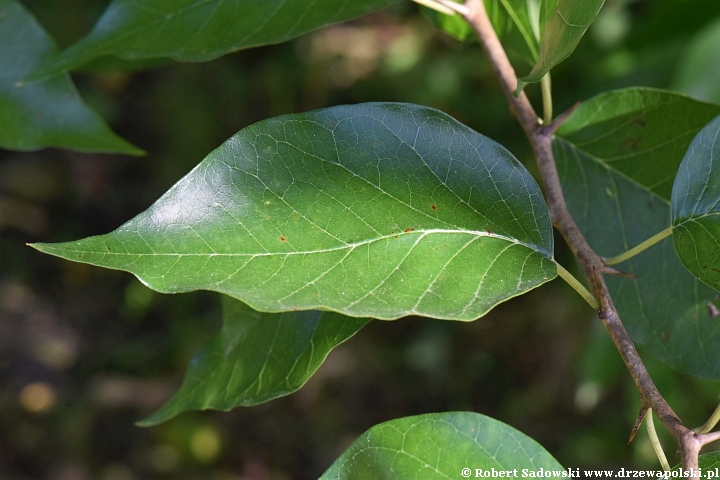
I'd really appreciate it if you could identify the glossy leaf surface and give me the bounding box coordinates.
[26,0,399,82]
[555,88,720,378]
[0,0,142,154]
[140,297,368,426]
[33,103,556,322]
[671,115,720,291]
[518,0,605,91]
[320,412,564,479]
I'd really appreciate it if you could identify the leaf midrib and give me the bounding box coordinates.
[39,228,552,258]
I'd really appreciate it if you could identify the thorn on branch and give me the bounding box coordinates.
[602,265,636,278]
[629,405,650,444]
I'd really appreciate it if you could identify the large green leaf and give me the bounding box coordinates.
[555,88,720,379]
[320,412,564,479]
[518,0,605,91]
[671,115,720,291]
[25,0,400,83]
[32,103,556,322]
[0,0,141,154]
[139,297,368,426]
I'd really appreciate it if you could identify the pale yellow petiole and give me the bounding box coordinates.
[540,73,552,126]
[411,0,456,15]
[603,227,673,266]
[645,409,671,472]
[695,400,720,434]
[556,263,599,310]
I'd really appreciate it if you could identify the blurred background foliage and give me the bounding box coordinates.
[2,0,720,478]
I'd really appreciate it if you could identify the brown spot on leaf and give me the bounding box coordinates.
[621,136,642,150]
[279,236,287,242]
[631,116,646,127]
[77,254,82,258]
[430,204,437,211]
[486,229,494,234]
[404,228,414,233]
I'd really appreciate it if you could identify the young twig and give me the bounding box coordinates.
[459,0,700,473]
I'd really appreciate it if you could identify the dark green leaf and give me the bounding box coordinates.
[26,0,400,82]
[518,0,605,91]
[0,0,142,154]
[671,114,720,291]
[555,88,720,379]
[139,297,368,426]
[320,412,564,479]
[32,103,556,322]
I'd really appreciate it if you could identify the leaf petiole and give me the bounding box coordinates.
[603,227,673,266]
[646,409,671,471]
[694,400,720,434]
[411,0,456,15]
[556,263,599,310]
[540,73,552,125]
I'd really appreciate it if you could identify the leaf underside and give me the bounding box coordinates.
[671,114,720,292]
[33,103,556,322]
[26,0,400,82]
[555,87,720,379]
[320,412,564,479]
[139,297,368,426]
[0,0,141,154]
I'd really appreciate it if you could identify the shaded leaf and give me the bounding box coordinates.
[555,87,720,379]
[320,412,564,479]
[32,103,556,322]
[518,0,605,92]
[0,0,142,154]
[671,115,720,291]
[26,0,400,82]
[139,297,368,426]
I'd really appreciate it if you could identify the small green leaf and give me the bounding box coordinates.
[555,87,720,379]
[518,0,605,92]
[32,103,556,322]
[671,114,720,292]
[421,1,476,43]
[25,0,400,82]
[0,0,142,154]
[422,0,539,64]
[139,297,368,426]
[320,412,564,479]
